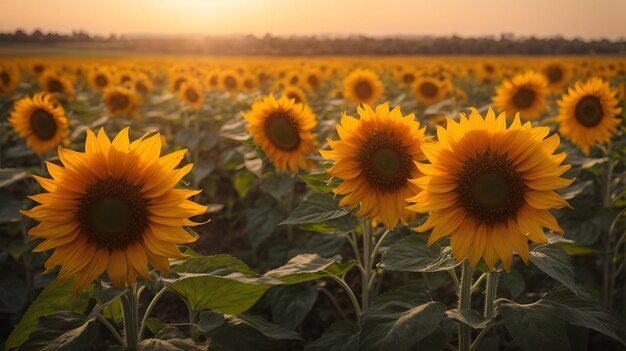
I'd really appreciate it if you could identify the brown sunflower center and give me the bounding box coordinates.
[185,88,199,102]
[136,81,148,94]
[574,96,603,128]
[30,108,57,140]
[546,66,563,83]
[512,87,536,109]
[244,79,254,90]
[457,151,525,225]
[359,134,412,193]
[95,75,108,87]
[485,64,495,73]
[307,75,320,89]
[78,176,149,250]
[121,75,132,83]
[34,64,44,74]
[48,79,64,93]
[402,73,415,84]
[290,76,299,85]
[354,81,373,101]
[225,76,237,89]
[420,82,439,98]
[174,78,187,92]
[110,94,130,111]
[287,92,302,104]
[264,112,301,151]
[1,71,10,85]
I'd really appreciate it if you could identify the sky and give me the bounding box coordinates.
[0,0,625,39]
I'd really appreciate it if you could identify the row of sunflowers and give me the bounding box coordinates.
[1,56,625,351]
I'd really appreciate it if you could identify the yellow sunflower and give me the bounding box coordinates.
[134,74,154,94]
[88,68,114,93]
[0,65,21,95]
[103,86,140,117]
[556,78,622,155]
[21,128,207,292]
[9,92,70,155]
[169,72,189,93]
[542,61,572,93]
[408,108,573,270]
[343,69,384,106]
[179,79,203,110]
[282,86,307,104]
[39,70,74,100]
[492,71,547,120]
[220,70,241,93]
[413,77,447,106]
[243,95,317,173]
[320,103,427,228]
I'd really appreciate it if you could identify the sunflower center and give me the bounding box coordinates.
[457,151,525,225]
[307,75,320,89]
[95,75,108,87]
[225,76,237,89]
[402,73,415,84]
[185,88,199,102]
[355,81,373,101]
[485,64,495,73]
[512,87,535,109]
[546,66,563,83]
[287,92,302,104]
[244,79,254,90]
[420,82,439,98]
[34,64,44,74]
[174,78,186,92]
[48,79,64,93]
[359,134,412,193]
[30,109,57,140]
[78,177,149,250]
[1,71,10,85]
[136,81,147,93]
[574,96,603,128]
[264,112,301,151]
[110,94,130,111]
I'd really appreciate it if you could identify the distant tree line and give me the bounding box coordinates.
[1,29,625,55]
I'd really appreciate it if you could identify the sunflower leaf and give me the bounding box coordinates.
[263,254,356,284]
[529,244,582,295]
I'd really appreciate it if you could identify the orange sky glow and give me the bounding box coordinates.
[0,0,624,39]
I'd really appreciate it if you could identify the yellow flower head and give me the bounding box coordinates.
[343,69,384,106]
[492,71,548,120]
[103,86,141,117]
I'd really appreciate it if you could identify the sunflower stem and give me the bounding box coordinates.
[602,147,615,312]
[483,271,498,319]
[458,260,473,351]
[361,220,373,313]
[97,314,124,346]
[370,228,391,262]
[138,284,170,340]
[121,286,140,349]
[329,275,362,327]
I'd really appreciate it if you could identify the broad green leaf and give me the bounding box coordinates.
[299,172,339,193]
[146,318,166,335]
[359,285,443,351]
[498,302,570,351]
[445,308,492,329]
[5,279,92,350]
[262,172,296,199]
[233,170,255,198]
[17,312,98,351]
[268,284,318,329]
[228,315,302,341]
[207,314,302,351]
[138,338,204,351]
[304,321,359,351]
[173,254,258,277]
[196,311,225,333]
[280,193,351,225]
[529,244,581,295]
[380,237,460,272]
[169,273,281,314]
[542,286,626,345]
[245,196,287,248]
[264,254,356,284]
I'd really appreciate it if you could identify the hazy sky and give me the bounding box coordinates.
[1,0,625,39]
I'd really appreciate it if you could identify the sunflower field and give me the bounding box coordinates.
[0,56,626,351]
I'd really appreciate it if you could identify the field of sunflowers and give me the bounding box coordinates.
[0,56,625,351]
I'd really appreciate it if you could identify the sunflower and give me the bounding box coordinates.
[542,62,572,93]
[9,92,70,155]
[220,70,241,93]
[398,68,418,86]
[282,86,307,104]
[205,70,220,91]
[169,72,189,93]
[134,73,154,94]
[408,108,573,270]
[0,65,20,95]
[320,103,427,228]
[179,79,203,110]
[556,78,622,155]
[21,128,207,292]
[103,86,140,117]
[303,70,323,92]
[413,77,447,105]
[243,95,317,172]
[39,70,74,100]
[343,69,384,106]
[492,71,547,120]
[88,68,114,93]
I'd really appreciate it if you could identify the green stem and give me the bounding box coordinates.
[97,314,124,346]
[138,285,170,340]
[370,228,391,262]
[330,276,362,326]
[121,287,140,349]
[483,272,499,319]
[362,220,373,313]
[602,152,615,312]
[320,287,350,320]
[458,260,473,351]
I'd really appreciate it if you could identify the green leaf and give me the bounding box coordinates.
[233,170,255,198]
[264,254,356,284]
[262,172,296,199]
[0,195,22,223]
[280,193,351,225]
[172,254,258,277]
[169,273,281,314]
[268,284,318,329]
[498,302,570,351]
[245,196,287,249]
[529,244,581,295]
[380,237,460,272]
[5,279,92,350]
[18,312,98,351]
[542,286,626,345]
[359,285,444,351]
[207,314,302,351]
[445,308,492,329]
[146,318,165,335]
[0,169,29,188]
[138,338,205,351]
[196,311,225,333]
[304,321,359,351]
[299,172,339,193]
[228,315,302,341]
